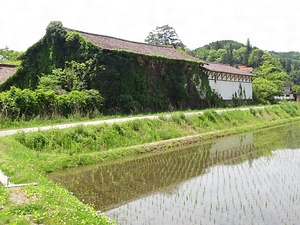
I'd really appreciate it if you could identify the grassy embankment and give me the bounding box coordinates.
[1,102,300,224]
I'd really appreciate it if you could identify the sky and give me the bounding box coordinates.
[1,0,300,52]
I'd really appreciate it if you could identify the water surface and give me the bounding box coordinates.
[49,122,300,225]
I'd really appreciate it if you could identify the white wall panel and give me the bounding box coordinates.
[209,80,253,100]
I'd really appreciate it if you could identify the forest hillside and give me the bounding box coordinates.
[191,40,300,85]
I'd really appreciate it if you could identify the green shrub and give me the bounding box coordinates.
[0,87,103,120]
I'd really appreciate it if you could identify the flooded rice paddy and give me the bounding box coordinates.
[49,122,300,225]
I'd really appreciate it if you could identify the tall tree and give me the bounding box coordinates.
[226,43,234,66]
[252,52,289,103]
[245,38,252,66]
[145,25,186,49]
[246,38,252,53]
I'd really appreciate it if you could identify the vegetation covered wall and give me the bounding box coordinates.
[1,22,212,115]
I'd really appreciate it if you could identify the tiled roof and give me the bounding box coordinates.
[0,64,17,84]
[204,62,255,76]
[76,30,200,62]
[73,29,254,77]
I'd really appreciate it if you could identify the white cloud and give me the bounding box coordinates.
[0,0,299,52]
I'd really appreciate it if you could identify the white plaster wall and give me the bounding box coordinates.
[209,80,253,100]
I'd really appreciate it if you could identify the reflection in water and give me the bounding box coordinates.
[49,122,300,225]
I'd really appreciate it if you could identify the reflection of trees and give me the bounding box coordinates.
[49,144,212,211]
[48,122,300,211]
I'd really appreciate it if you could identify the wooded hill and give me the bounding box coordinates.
[191,40,300,85]
[269,51,300,85]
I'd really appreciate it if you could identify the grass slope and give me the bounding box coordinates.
[0,102,300,224]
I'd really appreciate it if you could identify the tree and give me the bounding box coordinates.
[206,49,217,62]
[216,49,227,63]
[290,70,300,85]
[255,52,288,85]
[145,25,186,49]
[252,52,289,103]
[193,47,208,60]
[292,85,300,95]
[233,47,247,65]
[248,48,264,67]
[245,38,252,66]
[226,43,235,66]
[252,78,280,103]
[0,47,23,64]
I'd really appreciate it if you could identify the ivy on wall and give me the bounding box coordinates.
[1,21,216,114]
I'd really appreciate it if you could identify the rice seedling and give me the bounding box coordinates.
[45,121,300,224]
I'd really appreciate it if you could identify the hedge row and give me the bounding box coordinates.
[0,87,103,120]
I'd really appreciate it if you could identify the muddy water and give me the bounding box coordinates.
[48,122,300,225]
